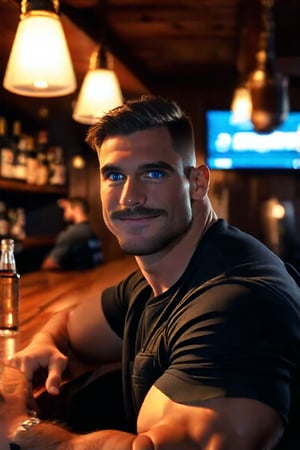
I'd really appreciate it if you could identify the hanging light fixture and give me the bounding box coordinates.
[3,0,77,97]
[230,4,254,126]
[72,46,123,125]
[247,0,289,132]
[72,0,123,125]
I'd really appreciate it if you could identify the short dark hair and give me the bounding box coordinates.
[86,95,196,167]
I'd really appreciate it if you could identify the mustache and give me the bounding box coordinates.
[110,206,166,220]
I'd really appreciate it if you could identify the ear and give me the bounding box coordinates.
[189,165,210,200]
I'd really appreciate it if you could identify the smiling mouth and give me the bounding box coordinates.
[120,213,160,220]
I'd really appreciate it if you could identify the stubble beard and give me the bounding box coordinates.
[117,221,192,256]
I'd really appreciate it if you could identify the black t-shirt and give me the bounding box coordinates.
[102,219,300,431]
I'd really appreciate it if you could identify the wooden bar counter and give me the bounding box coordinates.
[18,256,137,350]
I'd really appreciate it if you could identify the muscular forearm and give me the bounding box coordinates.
[11,422,153,450]
[30,309,70,354]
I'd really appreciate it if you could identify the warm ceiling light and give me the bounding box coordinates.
[72,154,85,169]
[3,0,77,97]
[230,83,252,124]
[72,46,123,125]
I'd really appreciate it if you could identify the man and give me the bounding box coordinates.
[2,96,300,449]
[41,196,104,270]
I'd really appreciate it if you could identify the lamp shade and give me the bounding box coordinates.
[3,9,76,97]
[248,66,289,133]
[246,0,289,133]
[72,68,123,125]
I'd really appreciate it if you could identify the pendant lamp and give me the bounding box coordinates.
[72,0,122,125]
[72,46,123,125]
[3,0,77,97]
[247,0,289,132]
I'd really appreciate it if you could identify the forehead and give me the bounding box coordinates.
[98,127,180,167]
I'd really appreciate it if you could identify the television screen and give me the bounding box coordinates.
[206,111,300,170]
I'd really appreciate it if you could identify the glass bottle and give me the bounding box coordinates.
[11,120,22,152]
[0,117,14,179]
[0,117,8,151]
[26,136,38,184]
[14,136,28,182]
[0,201,10,239]
[36,130,50,185]
[49,146,66,185]
[0,239,19,337]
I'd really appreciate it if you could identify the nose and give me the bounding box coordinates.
[120,178,146,207]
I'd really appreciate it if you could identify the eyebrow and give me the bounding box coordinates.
[101,161,176,175]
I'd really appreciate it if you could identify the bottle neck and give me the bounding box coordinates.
[0,239,16,272]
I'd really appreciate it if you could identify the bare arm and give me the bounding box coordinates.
[11,295,122,395]
[9,426,154,450]
[137,386,284,449]
[3,367,284,450]
[6,395,284,450]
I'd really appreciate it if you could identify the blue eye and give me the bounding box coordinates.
[147,170,164,179]
[107,172,124,182]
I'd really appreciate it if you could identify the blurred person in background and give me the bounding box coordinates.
[41,196,103,270]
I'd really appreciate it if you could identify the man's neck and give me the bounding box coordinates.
[135,204,217,297]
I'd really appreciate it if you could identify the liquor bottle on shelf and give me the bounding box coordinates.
[0,117,15,180]
[11,120,21,149]
[10,208,26,241]
[0,117,7,147]
[0,202,10,239]
[14,136,28,182]
[26,136,39,185]
[49,146,66,186]
[0,238,20,338]
[36,129,49,186]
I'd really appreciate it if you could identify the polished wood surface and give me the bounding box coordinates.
[18,256,137,350]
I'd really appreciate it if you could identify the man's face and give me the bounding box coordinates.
[63,203,75,223]
[98,127,193,256]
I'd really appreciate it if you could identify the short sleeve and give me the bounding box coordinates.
[155,281,300,423]
[102,270,145,338]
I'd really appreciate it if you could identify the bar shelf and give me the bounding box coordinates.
[0,178,67,195]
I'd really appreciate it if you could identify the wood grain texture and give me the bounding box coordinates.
[18,256,137,350]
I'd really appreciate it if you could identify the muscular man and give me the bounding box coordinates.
[2,96,300,449]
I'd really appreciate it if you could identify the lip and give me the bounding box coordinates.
[119,215,160,221]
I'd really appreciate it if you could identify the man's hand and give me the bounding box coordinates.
[9,338,68,396]
[0,365,30,441]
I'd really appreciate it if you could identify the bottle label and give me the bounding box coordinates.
[0,273,19,335]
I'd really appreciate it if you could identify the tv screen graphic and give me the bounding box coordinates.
[206,111,300,170]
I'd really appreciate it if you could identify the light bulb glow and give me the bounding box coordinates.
[72,155,85,169]
[271,203,286,219]
[230,86,252,124]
